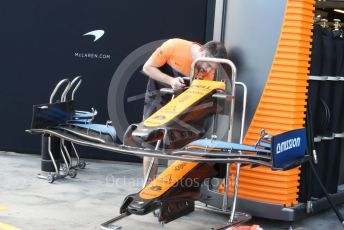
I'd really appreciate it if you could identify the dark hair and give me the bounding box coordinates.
[201,41,228,59]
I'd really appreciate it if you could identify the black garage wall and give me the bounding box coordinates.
[0,0,212,161]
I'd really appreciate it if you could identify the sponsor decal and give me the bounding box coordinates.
[276,137,301,154]
[83,30,105,42]
[157,174,172,185]
[153,115,166,120]
[178,94,192,103]
[140,191,155,197]
[174,162,187,171]
[74,53,111,59]
[149,185,162,191]
[186,90,206,95]
[272,128,306,168]
[74,29,111,60]
[162,105,177,113]
[190,84,211,91]
[144,120,161,125]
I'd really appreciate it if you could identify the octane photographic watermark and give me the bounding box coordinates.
[105,174,223,189]
[105,175,144,188]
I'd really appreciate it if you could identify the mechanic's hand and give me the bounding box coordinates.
[170,77,185,90]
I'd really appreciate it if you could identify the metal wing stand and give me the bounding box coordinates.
[142,89,176,190]
[36,79,72,183]
[99,57,249,229]
[28,59,270,227]
[59,76,90,172]
[59,76,83,178]
[189,57,251,229]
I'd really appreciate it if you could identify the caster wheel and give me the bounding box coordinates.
[159,221,164,228]
[69,169,77,178]
[153,209,160,218]
[62,164,69,174]
[47,175,55,183]
[78,160,86,169]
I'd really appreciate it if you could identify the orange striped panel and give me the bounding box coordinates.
[233,170,300,182]
[231,183,299,195]
[219,0,314,206]
[237,177,299,189]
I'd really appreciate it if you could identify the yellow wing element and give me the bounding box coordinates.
[0,223,21,230]
[143,80,225,127]
[140,160,199,200]
[140,80,225,199]
[0,205,21,230]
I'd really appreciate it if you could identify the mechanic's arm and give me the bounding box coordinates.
[143,57,185,90]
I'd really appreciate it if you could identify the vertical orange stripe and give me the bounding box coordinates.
[219,0,314,207]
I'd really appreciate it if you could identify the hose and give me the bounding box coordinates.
[310,161,344,227]
[307,100,344,227]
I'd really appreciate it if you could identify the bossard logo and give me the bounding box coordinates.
[157,174,172,185]
[276,137,301,154]
[178,94,192,103]
[153,115,166,120]
[74,29,111,60]
[175,162,187,171]
[149,185,162,191]
[190,84,211,90]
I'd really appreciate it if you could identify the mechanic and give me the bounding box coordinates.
[142,38,228,182]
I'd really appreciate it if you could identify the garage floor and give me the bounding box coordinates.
[0,152,343,230]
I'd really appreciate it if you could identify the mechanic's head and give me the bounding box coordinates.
[197,41,228,74]
[201,41,228,59]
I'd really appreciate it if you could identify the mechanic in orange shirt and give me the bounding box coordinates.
[142,38,228,182]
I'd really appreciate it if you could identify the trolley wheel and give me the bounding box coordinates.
[47,175,55,183]
[153,209,160,218]
[78,160,86,169]
[62,164,69,174]
[159,221,164,228]
[69,169,77,178]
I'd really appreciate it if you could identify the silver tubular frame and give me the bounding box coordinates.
[28,128,273,167]
[69,76,82,101]
[61,140,72,169]
[71,143,81,163]
[229,82,247,223]
[48,137,60,175]
[59,81,73,174]
[37,136,67,182]
[191,58,237,214]
[142,139,161,188]
[100,212,129,230]
[61,75,82,102]
[71,79,82,101]
[190,58,249,224]
[59,78,80,174]
[61,81,72,103]
[38,79,71,182]
[66,75,87,169]
[190,58,237,141]
[142,94,175,188]
[49,79,70,103]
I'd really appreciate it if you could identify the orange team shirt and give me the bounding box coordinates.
[150,38,215,80]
